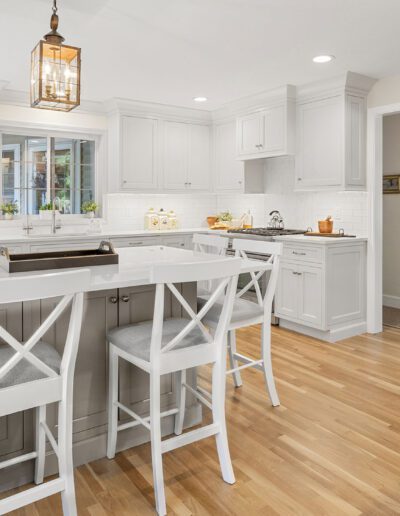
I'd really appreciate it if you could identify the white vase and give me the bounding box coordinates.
[86,211,95,219]
[4,213,13,220]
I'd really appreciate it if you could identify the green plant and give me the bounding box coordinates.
[218,211,233,222]
[1,200,18,215]
[40,203,53,211]
[81,200,98,213]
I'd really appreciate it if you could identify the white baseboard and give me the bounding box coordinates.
[383,294,400,309]
[279,319,367,343]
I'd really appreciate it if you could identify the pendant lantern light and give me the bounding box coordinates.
[31,0,81,111]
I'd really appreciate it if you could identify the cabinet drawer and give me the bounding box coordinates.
[282,244,323,264]
[110,236,160,248]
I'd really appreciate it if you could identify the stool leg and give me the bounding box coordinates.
[261,319,280,407]
[34,405,46,485]
[150,372,167,516]
[212,343,235,485]
[227,330,242,387]
[58,397,77,516]
[107,344,119,459]
[174,369,186,436]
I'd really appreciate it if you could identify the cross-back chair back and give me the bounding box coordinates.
[0,269,90,515]
[232,238,282,312]
[149,257,241,374]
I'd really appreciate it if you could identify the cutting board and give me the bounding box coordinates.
[305,232,356,238]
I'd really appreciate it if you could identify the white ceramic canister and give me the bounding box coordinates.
[158,208,169,231]
[167,210,178,229]
[145,207,159,230]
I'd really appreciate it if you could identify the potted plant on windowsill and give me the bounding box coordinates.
[1,200,18,220]
[39,203,59,220]
[82,201,99,218]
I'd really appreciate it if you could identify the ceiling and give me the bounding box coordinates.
[0,0,399,110]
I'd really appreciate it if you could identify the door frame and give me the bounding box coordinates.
[367,102,400,333]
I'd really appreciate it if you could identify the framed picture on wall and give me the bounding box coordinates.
[383,174,400,194]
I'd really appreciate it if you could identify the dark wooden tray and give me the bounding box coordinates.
[0,241,118,273]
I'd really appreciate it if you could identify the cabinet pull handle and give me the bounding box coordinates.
[130,242,143,245]
[292,251,306,256]
[109,296,118,304]
[121,295,130,303]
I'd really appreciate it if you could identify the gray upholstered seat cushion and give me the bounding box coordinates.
[198,296,264,326]
[0,341,61,389]
[107,318,206,361]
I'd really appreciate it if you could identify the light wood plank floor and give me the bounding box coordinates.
[4,325,400,515]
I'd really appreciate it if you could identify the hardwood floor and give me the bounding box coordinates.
[4,324,400,515]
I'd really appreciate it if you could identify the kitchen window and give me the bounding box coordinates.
[0,132,95,215]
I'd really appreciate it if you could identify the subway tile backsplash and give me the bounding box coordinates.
[104,189,368,236]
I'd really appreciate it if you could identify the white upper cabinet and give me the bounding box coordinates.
[121,116,158,190]
[236,87,296,160]
[163,121,188,190]
[295,73,375,191]
[187,124,211,190]
[163,121,211,190]
[214,121,244,191]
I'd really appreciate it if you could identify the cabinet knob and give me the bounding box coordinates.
[121,295,130,303]
[109,296,118,304]
[297,178,302,181]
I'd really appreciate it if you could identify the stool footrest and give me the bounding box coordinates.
[183,382,212,410]
[0,478,65,514]
[0,451,38,471]
[229,353,264,373]
[116,404,179,433]
[161,423,220,454]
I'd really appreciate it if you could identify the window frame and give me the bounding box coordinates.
[0,125,104,217]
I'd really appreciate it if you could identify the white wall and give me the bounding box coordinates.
[368,75,400,108]
[382,113,400,303]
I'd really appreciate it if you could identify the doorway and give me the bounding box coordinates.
[382,113,400,328]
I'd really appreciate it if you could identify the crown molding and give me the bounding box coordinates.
[0,88,106,115]
[212,85,296,122]
[105,97,212,124]
[296,72,377,103]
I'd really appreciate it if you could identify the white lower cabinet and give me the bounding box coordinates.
[275,240,366,342]
[276,262,323,328]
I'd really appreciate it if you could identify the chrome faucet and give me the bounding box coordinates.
[51,198,62,234]
[267,210,284,229]
[22,214,33,236]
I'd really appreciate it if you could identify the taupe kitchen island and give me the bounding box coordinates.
[0,246,270,492]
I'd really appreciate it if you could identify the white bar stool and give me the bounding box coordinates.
[199,238,283,407]
[0,269,90,516]
[106,257,240,515]
[192,232,229,256]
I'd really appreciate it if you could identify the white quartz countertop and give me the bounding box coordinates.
[0,246,272,292]
[273,234,367,244]
[0,228,209,244]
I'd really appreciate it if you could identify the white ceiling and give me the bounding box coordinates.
[1,0,399,110]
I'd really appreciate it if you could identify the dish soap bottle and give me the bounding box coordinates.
[158,208,169,231]
[144,208,159,230]
[167,210,178,230]
[243,210,253,229]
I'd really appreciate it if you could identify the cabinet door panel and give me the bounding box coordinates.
[296,97,343,187]
[121,116,158,190]
[0,302,25,458]
[298,265,323,328]
[345,95,365,186]
[188,124,210,190]
[275,263,298,319]
[164,121,188,189]
[215,122,244,191]
[263,105,285,153]
[24,290,118,439]
[237,114,262,155]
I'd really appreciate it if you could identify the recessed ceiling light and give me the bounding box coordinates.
[193,96,207,102]
[313,55,335,64]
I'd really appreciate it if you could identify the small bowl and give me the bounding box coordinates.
[318,220,333,233]
[207,216,218,228]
